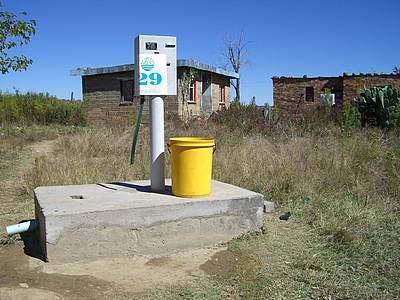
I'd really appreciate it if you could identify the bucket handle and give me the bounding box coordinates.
[166,143,216,154]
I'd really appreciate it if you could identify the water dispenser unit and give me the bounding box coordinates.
[134,35,177,96]
[133,35,177,193]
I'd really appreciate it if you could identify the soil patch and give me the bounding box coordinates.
[200,247,258,283]
[0,244,119,299]
[200,249,237,276]
[145,256,173,267]
[0,243,224,298]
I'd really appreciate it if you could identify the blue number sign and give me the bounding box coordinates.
[137,54,167,95]
[139,57,163,86]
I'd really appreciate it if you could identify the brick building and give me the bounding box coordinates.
[71,59,239,126]
[272,73,400,115]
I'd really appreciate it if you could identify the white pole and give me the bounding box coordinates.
[150,96,165,192]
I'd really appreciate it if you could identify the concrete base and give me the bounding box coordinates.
[34,180,264,263]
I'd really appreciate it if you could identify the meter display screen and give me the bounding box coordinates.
[146,42,157,50]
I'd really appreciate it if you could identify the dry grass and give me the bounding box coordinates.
[0,125,85,239]
[26,127,148,189]
[2,117,399,298]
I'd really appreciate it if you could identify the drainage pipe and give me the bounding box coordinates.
[6,220,39,236]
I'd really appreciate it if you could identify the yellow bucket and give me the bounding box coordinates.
[169,137,215,197]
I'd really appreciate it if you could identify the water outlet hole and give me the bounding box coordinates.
[70,195,84,199]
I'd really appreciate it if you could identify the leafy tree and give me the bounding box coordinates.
[0,3,36,74]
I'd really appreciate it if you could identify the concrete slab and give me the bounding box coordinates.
[34,180,264,263]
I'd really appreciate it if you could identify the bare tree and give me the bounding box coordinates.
[222,31,249,102]
[393,66,400,75]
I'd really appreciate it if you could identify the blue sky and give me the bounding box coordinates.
[1,0,399,105]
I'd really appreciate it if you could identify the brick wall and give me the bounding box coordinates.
[211,74,230,111]
[343,75,400,102]
[177,68,202,119]
[83,90,138,127]
[175,69,231,119]
[273,74,400,116]
[83,69,232,125]
[83,71,178,126]
[273,77,342,115]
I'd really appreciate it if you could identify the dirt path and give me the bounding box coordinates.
[0,137,226,299]
[0,138,59,236]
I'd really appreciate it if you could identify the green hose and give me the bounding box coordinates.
[130,96,145,165]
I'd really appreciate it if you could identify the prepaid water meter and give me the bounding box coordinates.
[132,34,177,193]
[134,35,177,96]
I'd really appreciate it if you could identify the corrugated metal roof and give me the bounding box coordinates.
[177,59,239,78]
[70,59,239,79]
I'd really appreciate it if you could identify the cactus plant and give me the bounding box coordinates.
[354,86,400,128]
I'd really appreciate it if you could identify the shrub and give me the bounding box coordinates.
[210,101,270,134]
[0,92,87,126]
[340,101,361,130]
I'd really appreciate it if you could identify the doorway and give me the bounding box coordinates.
[201,74,212,116]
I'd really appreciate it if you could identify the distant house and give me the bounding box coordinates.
[272,73,400,115]
[71,59,239,126]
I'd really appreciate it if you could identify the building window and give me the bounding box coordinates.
[305,86,314,102]
[219,85,226,104]
[188,81,196,103]
[120,79,134,102]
